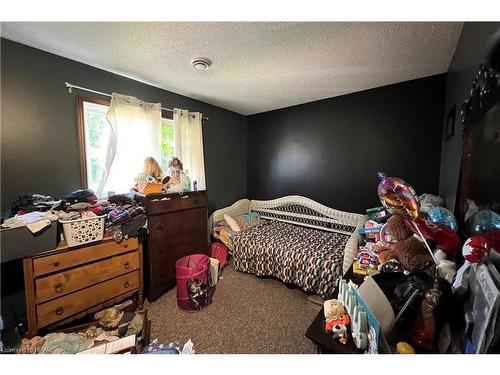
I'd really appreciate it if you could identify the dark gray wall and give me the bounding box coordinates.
[1,38,247,213]
[438,22,500,211]
[247,75,446,214]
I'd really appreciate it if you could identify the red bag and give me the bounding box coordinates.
[211,242,229,269]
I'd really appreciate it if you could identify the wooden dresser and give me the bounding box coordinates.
[23,237,143,337]
[136,190,208,301]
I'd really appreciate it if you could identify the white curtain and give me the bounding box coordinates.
[99,93,161,197]
[173,108,206,190]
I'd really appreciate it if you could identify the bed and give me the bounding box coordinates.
[209,196,367,299]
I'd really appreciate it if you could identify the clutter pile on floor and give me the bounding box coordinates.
[321,172,500,354]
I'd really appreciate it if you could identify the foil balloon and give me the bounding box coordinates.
[377,172,420,220]
[453,230,500,296]
[428,207,458,232]
[404,216,461,254]
[465,210,500,236]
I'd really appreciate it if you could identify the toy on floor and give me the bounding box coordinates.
[324,299,350,345]
[142,339,195,354]
[18,336,45,354]
[39,332,94,354]
[95,307,144,337]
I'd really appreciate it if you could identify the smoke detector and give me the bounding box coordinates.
[192,58,211,71]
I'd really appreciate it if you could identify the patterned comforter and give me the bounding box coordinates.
[232,220,350,299]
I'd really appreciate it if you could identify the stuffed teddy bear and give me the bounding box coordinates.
[376,215,433,272]
[324,299,350,345]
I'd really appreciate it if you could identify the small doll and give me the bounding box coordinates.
[96,307,144,337]
[409,282,442,351]
[132,157,163,192]
[164,157,185,192]
[324,299,350,345]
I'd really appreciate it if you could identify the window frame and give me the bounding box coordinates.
[75,95,173,189]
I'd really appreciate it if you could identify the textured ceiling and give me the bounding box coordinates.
[1,22,463,115]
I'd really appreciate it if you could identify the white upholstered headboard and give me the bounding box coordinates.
[210,198,251,224]
[209,196,367,274]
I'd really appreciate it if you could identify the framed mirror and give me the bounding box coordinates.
[456,45,500,232]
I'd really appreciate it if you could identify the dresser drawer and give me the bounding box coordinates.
[147,196,182,216]
[35,251,140,304]
[179,193,208,210]
[36,271,140,328]
[32,238,138,277]
[147,192,207,215]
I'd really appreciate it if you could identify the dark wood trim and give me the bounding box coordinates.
[75,96,111,189]
[23,258,37,337]
[460,64,500,129]
[138,241,144,308]
[455,132,473,227]
[456,61,500,224]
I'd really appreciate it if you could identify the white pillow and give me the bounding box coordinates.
[224,213,241,232]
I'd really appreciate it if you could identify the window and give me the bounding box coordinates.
[76,97,174,195]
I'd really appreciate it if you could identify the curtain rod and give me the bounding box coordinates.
[64,82,209,120]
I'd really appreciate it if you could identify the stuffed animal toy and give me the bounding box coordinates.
[324,299,350,345]
[376,215,433,272]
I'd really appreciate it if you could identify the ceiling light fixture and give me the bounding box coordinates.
[192,58,211,71]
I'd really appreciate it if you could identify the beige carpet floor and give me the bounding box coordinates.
[145,262,318,354]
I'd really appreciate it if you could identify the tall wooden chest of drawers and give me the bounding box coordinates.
[136,191,208,301]
[23,237,143,337]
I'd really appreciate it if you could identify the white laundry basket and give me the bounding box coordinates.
[59,215,106,247]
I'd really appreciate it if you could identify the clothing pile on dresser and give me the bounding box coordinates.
[1,189,146,243]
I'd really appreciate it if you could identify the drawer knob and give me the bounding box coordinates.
[54,283,64,293]
[53,261,60,267]
[55,306,64,316]
[124,261,131,270]
[154,223,164,231]
[124,281,130,288]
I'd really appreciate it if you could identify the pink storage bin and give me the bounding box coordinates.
[211,242,229,269]
[175,254,210,312]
